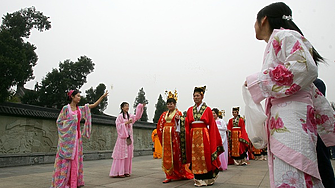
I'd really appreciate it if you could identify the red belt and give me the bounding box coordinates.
[191,123,207,128]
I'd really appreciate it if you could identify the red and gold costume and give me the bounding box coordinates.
[227,114,249,165]
[157,109,194,180]
[181,102,223,185]
[250,145,267,161]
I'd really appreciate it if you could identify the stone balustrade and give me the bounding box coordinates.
[0,102,156,167]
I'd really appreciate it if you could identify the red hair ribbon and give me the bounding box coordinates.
[67,90,74,97]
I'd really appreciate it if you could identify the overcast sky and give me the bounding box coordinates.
[1,0,335,122]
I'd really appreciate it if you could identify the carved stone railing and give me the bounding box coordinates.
[0,102,156,167]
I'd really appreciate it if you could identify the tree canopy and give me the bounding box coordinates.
[0,6,51,102]
[152,94,167,123]
[133,87,149,122]
[80,83,108,115]
[22,56,95,109]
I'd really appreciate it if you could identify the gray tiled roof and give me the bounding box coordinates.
[0,102,156,129]
[0,102,115,125]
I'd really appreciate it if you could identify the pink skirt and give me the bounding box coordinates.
[109,157,132,176]
[219,141,228,170]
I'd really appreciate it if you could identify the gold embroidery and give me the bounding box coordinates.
[162,125,174,174]
[231,130,241,157]
[164,109,176,123]
[193,103,207,121]
[191,128,208,174]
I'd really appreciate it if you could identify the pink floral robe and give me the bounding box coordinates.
[109,104,144,177]
[247,29,335,188]
[51,104,91,188]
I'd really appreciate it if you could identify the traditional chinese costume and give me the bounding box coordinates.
[215,118,228,170]
[182,102,223,186]
[51,104,91,188]
[109,104,144,177]
[227,114,249,166]
[246,29,335,187]
[151,129,162,159]
[157,109,194,181]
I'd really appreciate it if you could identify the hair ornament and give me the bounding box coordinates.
[232,107,240,111]
[193,86,206,95]
[67,90,74,97]
[220,110,225,117]
[165,89,178,102]
[282,15,292,21]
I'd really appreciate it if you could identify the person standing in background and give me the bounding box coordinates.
[109,102,145,178]
[212,108,228,171]
[314,78,335,188]
[151,128,162,159]
[157,90,193,183]
[227,107,249,166]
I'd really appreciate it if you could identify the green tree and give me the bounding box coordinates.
[133,87,149,122]
[20,88,39,105]
[80,83,107,115]
[152,94,167,123]
[0,6,51,102]
[22,56,95,108]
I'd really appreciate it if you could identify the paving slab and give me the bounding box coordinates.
[0,155,334,188]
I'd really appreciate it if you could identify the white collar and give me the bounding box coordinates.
[196,102,204,112]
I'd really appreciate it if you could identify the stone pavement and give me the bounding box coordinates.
[0,155,334,188]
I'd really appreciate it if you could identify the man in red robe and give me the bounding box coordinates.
[227,107,249,166]
[181,86,223,187]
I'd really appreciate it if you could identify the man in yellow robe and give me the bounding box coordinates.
[152,129,162,159]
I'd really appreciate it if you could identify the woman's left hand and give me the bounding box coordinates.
[89,90,109,109]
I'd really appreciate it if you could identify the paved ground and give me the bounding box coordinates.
[0,155,334,188]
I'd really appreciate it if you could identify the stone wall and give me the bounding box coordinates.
[0,114,156,167]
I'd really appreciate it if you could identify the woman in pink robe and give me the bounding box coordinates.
[246,2,335,187]
[109,102,145,178]
[51,90,108,188]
